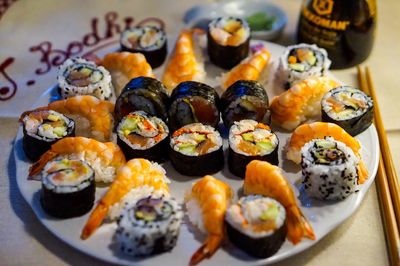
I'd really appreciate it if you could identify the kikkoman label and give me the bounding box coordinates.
[302,0,350,31]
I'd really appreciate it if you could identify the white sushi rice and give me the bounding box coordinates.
[42,159,94,193]
[322,86,373,120]
[301,137,359,200]
[120,26,166,51]
[57,58,113,100]
[225,195,286,238]
[23,110,73,140]
[108,185,169,221]
[185,197,206,234]
[277,43,331,88]
[170,123,223,156]
[229,119,278,156]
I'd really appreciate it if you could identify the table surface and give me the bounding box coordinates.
[1,0,398,265]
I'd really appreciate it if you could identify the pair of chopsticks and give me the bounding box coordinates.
[357,66,400,266]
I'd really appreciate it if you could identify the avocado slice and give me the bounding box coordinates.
[47,114,60,122]
[53,126,67,137]
[120,117,140,133]
[289,63,306,72]
[256,141,274,152]
[260,203,279,221]
[193,133,206,143]
[242,132,254,142]
[177,143,196,154]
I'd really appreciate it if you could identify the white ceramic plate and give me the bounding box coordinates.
[14,41,379,265]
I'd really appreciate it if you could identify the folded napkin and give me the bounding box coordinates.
[0,0,200,117]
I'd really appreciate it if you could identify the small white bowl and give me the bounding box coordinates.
[183,0,287,41]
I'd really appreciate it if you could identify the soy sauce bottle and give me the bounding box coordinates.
[297,0,376,69]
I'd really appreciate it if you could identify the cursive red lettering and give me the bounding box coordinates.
[83,17,101,46]
[0,57,17,101]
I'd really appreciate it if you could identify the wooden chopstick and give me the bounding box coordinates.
[357,66,400,266]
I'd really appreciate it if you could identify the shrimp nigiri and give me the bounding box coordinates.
[270,77,339,130]
[29,137,125,183]
[244,160,315,244]
[101,52,154,96]
[221,47,271,90]
[185,175,232,266]
[81,158,170,240]
[20,95,114,142]
[287,122,368,184]
[162,30,206,92]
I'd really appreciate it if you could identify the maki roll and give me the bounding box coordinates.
[20,110,75,161]
[228,120,279,178]
[168,81,220,132]
[220,80,270,128]
[321,86,373,136]
[120,26,167,68]
[41,158,95,218]
[115,195,182,256]
[57,57,113,100]
[117,111,169,163]
[225,195,287,258]
[115,76,169,122]
[208,17,251,69]
[278,43,331,89]
[169,123,223,176]
[301,137,360,200]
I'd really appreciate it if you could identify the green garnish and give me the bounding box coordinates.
[246,12,276,31]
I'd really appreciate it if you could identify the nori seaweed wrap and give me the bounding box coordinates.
[168,81,220,132]
[120,26,167,68]
[115,76,169,123]
[41,158,95,218]
[169,123,224,176]
[225,195,287,258]
[207,17,251,69]
[228,120,279,178]
[116,111,169,163]
[321,86,373,136]
[20,110,75,161]
[220,80,270,128]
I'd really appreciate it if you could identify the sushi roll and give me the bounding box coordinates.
[41,158,95,218]
[168,81,220,132]
[220,80,270,128]
[115,195,182,256]
[208,17,251,69]
[225,195,287,258]
[115,76,169,123]
[169,123,224,176]
[120,25,167,68]
[278,43,331,89]
[20,110,75,161]
[57,57,113,100]
[321,86,373,136]
[116,111,169,163]
[228,120,279,178]
[301,137,360,201]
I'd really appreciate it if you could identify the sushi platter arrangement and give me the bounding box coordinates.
[14,16,379,265]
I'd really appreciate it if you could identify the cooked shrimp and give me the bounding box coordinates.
[185,175,232,266]
[101,52,154,96]
[29,137,125,184]
[162,30,206,92]
[20,95,114,142]
[81,158,169,240]
[270,77,339,130]
[244,160,315,244]
[286,122,368,184]
[221,47,271,89]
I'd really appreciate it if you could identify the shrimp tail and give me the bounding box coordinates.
[286,205,316,244]
[189,235,222,266]
[357,160,369,184]
[81,202,108,240]
[28,151,58,178]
